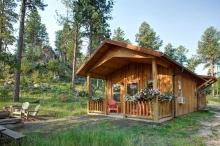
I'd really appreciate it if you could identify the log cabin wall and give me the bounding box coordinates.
[197,92,207,109]
[157,66,173,118]
[106,62,173,116]
[106,63,152,113]
[157,66,173,93]
[174,73,198,116]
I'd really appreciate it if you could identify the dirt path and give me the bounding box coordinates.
[199,105,220,146]
[18,115,112,134]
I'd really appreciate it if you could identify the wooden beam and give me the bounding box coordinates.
[152,58,158,89]
[152,58,159,121]
[87,74,92,97]
[104,80,107,115]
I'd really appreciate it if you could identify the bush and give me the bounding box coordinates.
[0,85,11,99]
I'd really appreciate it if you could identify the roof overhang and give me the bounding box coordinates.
[76,40,213,86]
[76,40,162,79]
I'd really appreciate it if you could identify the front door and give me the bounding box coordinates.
[112,83,124,113]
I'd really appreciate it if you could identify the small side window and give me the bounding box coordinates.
[147,80,153,89]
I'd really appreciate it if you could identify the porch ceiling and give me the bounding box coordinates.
[88,57,153,79]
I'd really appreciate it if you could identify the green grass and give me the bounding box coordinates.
[0,82,87,118]
[0,82,216,145]
[208,97,220,105]
[20,111,214,146]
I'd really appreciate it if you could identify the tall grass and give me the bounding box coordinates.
[20,111,214,146]
[22,127,133,146]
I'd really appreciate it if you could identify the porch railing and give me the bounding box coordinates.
[125,101,152,119]
[88,100,105,113]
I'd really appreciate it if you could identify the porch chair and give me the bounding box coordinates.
[11,102,30,118]
[107,99,119,113]
[23,104,40,119]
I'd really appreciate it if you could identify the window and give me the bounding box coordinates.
[112,83,120,102]
[127,83,138,96]
[147,80,153,88]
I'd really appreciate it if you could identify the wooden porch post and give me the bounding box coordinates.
[87,74,92,114]
[152,58,159,121]
[87,74,92,97]
[104,80,107,115]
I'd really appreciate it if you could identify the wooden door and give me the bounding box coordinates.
[112,83,124,113]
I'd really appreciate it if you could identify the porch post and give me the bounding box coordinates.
[104,80,107,115]
[87,74,92,97]
[152,58,159,122]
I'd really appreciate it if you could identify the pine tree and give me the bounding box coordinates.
[60,0,113,90]
[164,43,188,65]
[175,45,188,65]
[0,0,18,52]
[197,26,220,96]
[186,56,201,72]
[72,0,114,55]
[198,27,220,76]
[24,10,49,64]
[14,0,47,102]
[164,43,176,60]
[136,22,162,50]
[112,27,130,43]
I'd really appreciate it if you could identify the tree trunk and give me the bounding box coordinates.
[0,0,4,53]
[210,59,215,97]
[72,24,79,91]
[13,0,26,102]
[0,39,2,53]
[88,23,93,56]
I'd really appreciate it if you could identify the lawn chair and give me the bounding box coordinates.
[23,104,40,119]
[11,102,30,118]
[107,99,118,113]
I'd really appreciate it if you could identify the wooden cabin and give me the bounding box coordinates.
[76,40,216,122]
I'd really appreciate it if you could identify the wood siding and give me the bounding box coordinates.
[106,63,152,114]
[105,62,173,119]
[174,73,198,116]
[198,92,207,109]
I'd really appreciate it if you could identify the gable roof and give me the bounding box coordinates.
[76,39,214,84]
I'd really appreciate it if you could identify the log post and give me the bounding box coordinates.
[152,58,159,122]
[104,80,107,115]
[87,74,92,97]
[122,84,126,117]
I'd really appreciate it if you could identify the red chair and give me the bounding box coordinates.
[107,99,119,113]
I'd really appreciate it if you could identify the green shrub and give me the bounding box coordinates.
[0,85,11,99]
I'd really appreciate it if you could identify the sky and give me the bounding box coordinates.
[38,0,220,74]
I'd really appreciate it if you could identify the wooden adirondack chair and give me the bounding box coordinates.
[11,102,30,118]
[107,99,118,113]
[23,104,40,119]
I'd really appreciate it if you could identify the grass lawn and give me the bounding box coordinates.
[208,97,220,105]
[0,81,88,118]
[19,111,214,146]
[0,82,216,146]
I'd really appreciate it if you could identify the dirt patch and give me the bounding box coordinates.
[198,105,220,146]
[18,115,111,134]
